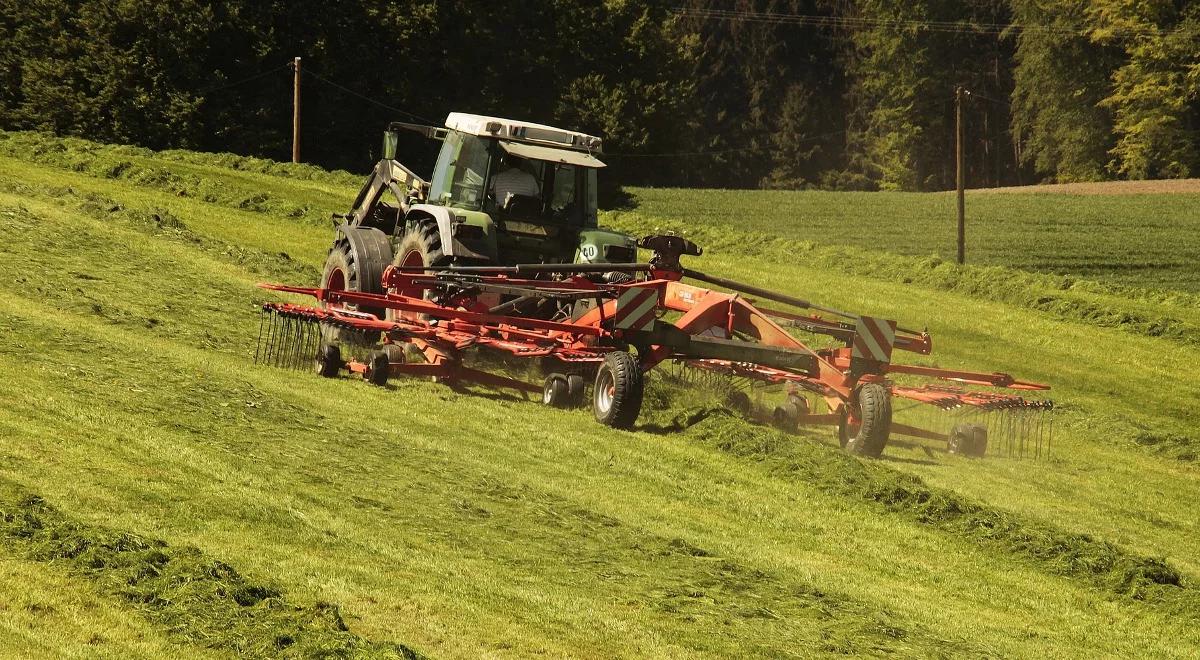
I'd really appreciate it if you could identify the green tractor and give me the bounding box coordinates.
[321,113,638,315]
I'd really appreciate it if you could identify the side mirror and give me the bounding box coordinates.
[381,130,399,160]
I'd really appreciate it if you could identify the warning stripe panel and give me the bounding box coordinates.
[613,288,658,330]
[852,316,897,362]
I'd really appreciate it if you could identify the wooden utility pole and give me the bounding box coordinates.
[292,57,301,163]
[955,86,965,265]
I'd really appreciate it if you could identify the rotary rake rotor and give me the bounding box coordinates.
[255,234,1051,458]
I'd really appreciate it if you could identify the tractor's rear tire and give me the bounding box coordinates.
[841,383,892,458]
[593,351,644,429]
[388,221,449,322]
[321,233,389,345]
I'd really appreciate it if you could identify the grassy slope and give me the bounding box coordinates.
[627,187,1200,293]
[0,131,1198,657]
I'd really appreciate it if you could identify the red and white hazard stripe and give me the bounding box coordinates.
[852,315,897,363]
[612,287,659,331]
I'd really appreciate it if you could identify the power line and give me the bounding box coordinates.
[673,6,1180,39]
[195,62,291,96]
[606,129,848,159]
[962,89,1008,106]
[302,69,435,124]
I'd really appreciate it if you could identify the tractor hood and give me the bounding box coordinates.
[499,140,606,169]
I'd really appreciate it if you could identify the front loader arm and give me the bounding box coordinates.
[341,159,428,227]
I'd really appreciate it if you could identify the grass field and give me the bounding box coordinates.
[627,186,1200,293]
[1,130,1199,657]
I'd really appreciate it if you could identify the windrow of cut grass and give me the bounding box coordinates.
[626,186,1200,293]
[0,131,351,227]
[0,480,418,659]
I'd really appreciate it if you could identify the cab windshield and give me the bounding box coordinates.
[429,131,491,211]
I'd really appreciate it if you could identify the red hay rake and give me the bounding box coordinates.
[256,235,1051,458]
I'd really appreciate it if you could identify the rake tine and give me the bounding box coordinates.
[278,315,293,369]
[303,317,316,370]
[294,317,308,370]
[255,306,266,364]
[265,308,279,366]
[288,317,301,370]
[293,315,307,370]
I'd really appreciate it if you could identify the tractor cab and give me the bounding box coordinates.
[420,114,613,263]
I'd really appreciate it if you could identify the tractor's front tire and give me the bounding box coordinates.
[841,383,892,458]
[593,352,644,429]
[388,221,448,322]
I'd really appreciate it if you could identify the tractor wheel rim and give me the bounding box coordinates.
[399,251,425,299]
[596,371,614,413]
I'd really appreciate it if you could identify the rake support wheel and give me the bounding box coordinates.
[841,383,892,458]
[543,374,570,408]
[566,374,587,407]
[593,352,643,429]
[315,344,342,378]
[949,423,988,457]
[365,350,390,386]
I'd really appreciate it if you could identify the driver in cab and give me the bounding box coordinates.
[490,154,540,204]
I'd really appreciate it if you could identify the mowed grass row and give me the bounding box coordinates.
[0,138,1196,656]
[627,187,1200,293]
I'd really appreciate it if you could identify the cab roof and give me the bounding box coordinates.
[445,112,604,154]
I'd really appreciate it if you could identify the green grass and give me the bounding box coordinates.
[1,130,1199,657]
[627,187,1200,293]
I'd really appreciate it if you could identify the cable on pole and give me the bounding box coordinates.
[302,69,436,124]
[195,62,292,96]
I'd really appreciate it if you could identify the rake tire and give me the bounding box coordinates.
[315,344,342,378]
[726,391,752,416]
[365,350,390,386]
[543,375,570,408]
[566,374,587,406]
[842,383,892,458]
[593,351,643,429]
[949,423,988,457]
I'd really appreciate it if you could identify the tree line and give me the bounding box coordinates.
[2,0,1197,192]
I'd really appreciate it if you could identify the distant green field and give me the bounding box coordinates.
[1,131,1199,658]
[627,187,1200,292]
